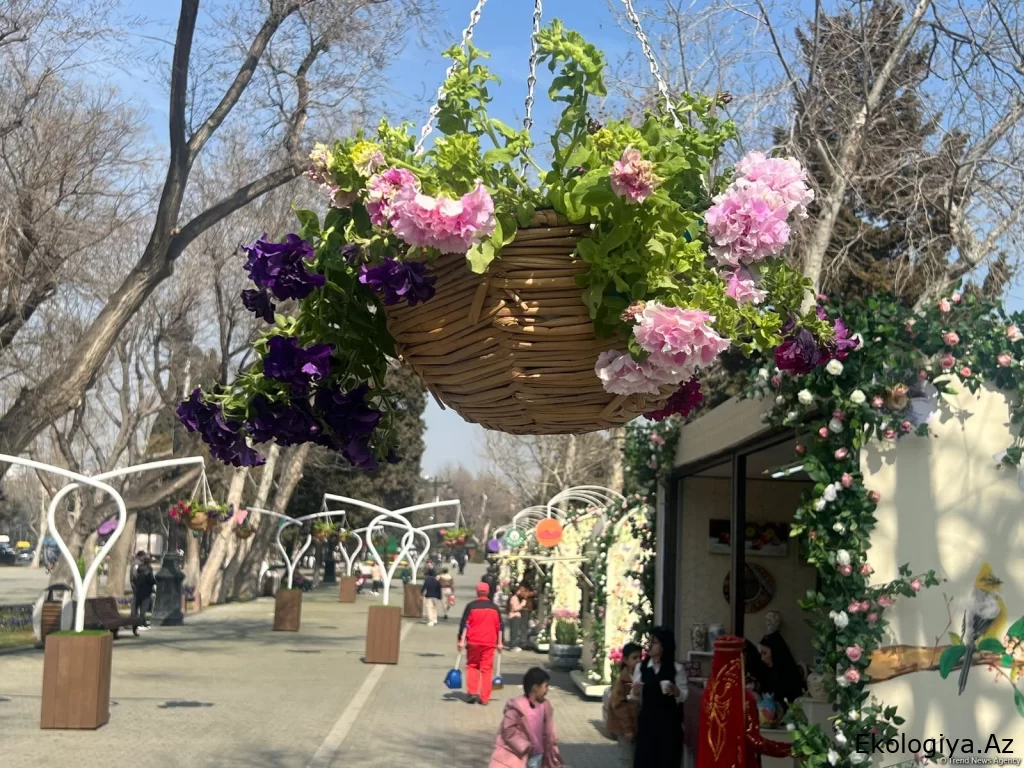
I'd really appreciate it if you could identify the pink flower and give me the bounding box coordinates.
[872,396,884,408]
[365,168,420,227]
[848,601,864,613]
[649,432,666,446]
[952,292,961,303]
[722,268,767,305]
[705,180,792,267]
[328,186,358,209]
[867,612,879,624]
[390,180,496,254]
[610,147,660,204]
[841,473,853,489]
[844,668,861,684]
[900,421,912,433]
[734,152,814,218]
[771,375,781,388]
[905,319,916,333]
[834,447,849,460]
[859,600,871,612]
[860,563,873,575]
[939,298,951,313]
[1008,325,1024,343]
[960,367,971,378]
[943,331,959,345]
[998,353,1013,367]
[845,646,863,662]
[918,369,929,380]
[633,303,730,373]
[884,429,897,440]
[940,354,955,369]
[838,564,853,577]
[795,444,807,456]
[868,490,881,503]
[594,350,665,396]
[877,596,894,608]
[833,409,845,420]
[819,426,830,438]
[910,578,922,592]
[808,531,817,540]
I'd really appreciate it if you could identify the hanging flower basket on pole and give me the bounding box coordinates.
[177,8,833,469]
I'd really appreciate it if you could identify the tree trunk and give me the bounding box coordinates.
[184,531,201,587]
[609,427,625,493]
[82,532,100,598]
[197,465,251,605]
[228,444,310,600]
[30,491,48,568]
[105,510,138,597]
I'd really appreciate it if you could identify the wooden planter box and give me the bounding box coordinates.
[40,603,63,647]
[365,605,402,664]
[41,631,113,729]
[402,582,423,618]
[338,576,357,603]
[273,589,302,632]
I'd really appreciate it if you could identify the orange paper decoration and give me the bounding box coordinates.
[535,518,563,548]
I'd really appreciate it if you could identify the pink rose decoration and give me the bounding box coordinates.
[808,531,817,539]
[847,601,863,613]
[960,367,971,378]
[872,396,884,408]
[884,429,897,440]
[610,147,661,204]
[860,563,873,575]
[834,447,849,460]
[819,426,830,438]
[594,350,664,396]
[841,473,853,489]
[1008,325,1024,343]
[900,420,912,433]
[940,354,955,369]
[705,180,792,267]
[365,167,419,227]
[998,353,1013,367]
[859,600,871,612]
[633,303,730,372]
[844,668,861,684]
[390,180,496,254]
[952,292,961,303]
[869,490,882,503]
[722,268,767,305]
[838,564,853,576]
[833,409,845,420]
[877,596,893,608]
[845,645,863,662]
[910,578,922,592]
[734,152,814,218]
[867,612,879,624]
[771,375,781,388]
[939,298,951,313]
[943,331,959,345]
[795,444,807,456]
[649,433,666,446]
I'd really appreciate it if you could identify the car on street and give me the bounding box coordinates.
[0,543,17,565]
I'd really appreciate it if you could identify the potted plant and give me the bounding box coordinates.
[443,527,471,547]
[178,21,826,470]
[168,500,208,532]
[312,520,339,543]
[549,610,582,671]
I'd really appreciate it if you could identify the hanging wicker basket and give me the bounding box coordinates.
[185,512,209,532]
[234,526,254,540]
[384,211,674,434]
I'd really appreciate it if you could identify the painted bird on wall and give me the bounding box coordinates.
[958,562,1007,695]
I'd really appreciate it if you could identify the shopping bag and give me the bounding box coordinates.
[492,651,504,691]
[444,653,463,690]
[448,593,456,606]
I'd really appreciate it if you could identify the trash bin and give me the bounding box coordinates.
[34,584,73,647]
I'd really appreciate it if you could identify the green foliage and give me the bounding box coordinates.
[554,619,579,645]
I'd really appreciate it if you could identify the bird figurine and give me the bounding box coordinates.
[958,561,1007,695]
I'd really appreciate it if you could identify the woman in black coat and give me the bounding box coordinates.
[632,627,686,768]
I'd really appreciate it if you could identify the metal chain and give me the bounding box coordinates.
[619,0,682,128]
[414,0,489,156]
[523,0,543,132]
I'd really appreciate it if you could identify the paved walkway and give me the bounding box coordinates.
[1,565,617,768]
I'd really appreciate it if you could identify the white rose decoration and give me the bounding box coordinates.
[829,610,849,629]
[775,395,785,406]
[835,731,848,747]
[798,389,814,405]
[826,359,844,376]
[836,549,852,566]
[823,485,838,502]
[833,522,846,533]
[848,710,862,721]
[850,389,866,405]
[757,368,769,381]
[829,417,844,433]
[815,498,827,512]
[835,674,850,688]
[850,752,868,765]
[785,411,799,423]
[828,750,840,766]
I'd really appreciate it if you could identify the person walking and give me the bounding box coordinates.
[488,667,563,768]
[131,552,156,629]
[606,642,642,766]
[482,567,498,600]
[458,582,503,705]
[632,627,687,768]
[370,562,383,596]
[507,585,528,651]
[421,568,442,626]
[439,567,455,621]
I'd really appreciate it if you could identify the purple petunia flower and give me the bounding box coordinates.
[774,327,822,374]
[176,388,209,432]
[177,389,265,467]
[644,378,704,421]
[241,289,276,323]
[358,258,436,306]
[342,436,377,470]
[823,317,859,361]
[314,384,383,439]
[341,243,362,264]
[263,337,333,390]
[241,233,325,301]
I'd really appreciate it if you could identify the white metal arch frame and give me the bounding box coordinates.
[364,514,415,606]
[243,506,311,590]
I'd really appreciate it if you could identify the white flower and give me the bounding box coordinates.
[836,549,851,566]
[833,522,846,533]
[847,710,862,721]
[850,389,866,405]
[829,610,849,629]
[829,417,844,434]
[757,368,769,381]
[798,389,814,405]
[775,396,785,406]
[835,731,848,747]
[823,485,838,502]
[835,674,850,688]
[850,752,868,765]
[785,411,799,423]
[786,723,796,732]
[852,333,865,348]
[826,359,844,376]
[815,498,827,512]
[828,749,840,766]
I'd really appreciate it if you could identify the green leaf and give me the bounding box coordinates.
[580,185,618,207]
[599,223,634,256]
[490,119,518,139]
[482,148,515,165]
[630,280,648,300]
[1015,688,1024,719]
[565,145,592,169]
[1007,616,1024,641]
[294,209,319,236]
[575,238,599,263]
[586,281,605,312]
[466,241,496,274]
[949,632,963,646]
[978,637,1006,654]
[938,645,966,679]
[1002,654,1015,668]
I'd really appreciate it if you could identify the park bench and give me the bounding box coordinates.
[83,596,140,639]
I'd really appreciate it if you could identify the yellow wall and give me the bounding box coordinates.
[863,383,1024,758]
[675,476,817,663]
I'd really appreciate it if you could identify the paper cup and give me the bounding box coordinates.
[660,680,672,695]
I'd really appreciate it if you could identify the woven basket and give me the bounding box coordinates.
[384,210,674,434]
[234,526,254,540]
[185,512,209,532]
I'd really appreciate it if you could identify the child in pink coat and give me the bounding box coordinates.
[489,667,563,768]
